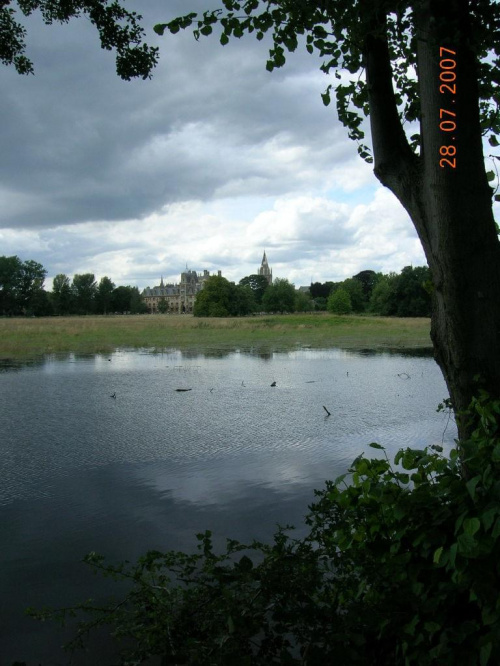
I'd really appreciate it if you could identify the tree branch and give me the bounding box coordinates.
[362,5,419,203]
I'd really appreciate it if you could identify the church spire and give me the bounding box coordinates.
[258,250,273,285]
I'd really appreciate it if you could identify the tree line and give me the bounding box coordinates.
[194,265,432,317]
[0,256,147,316]
[311,266,432,317]
[0,255,431,318]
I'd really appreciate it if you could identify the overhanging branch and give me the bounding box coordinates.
[363,7,419,201]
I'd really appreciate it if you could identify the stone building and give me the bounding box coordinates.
[258,251,273,285]
[142,268,221,314]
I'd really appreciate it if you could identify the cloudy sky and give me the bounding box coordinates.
[2,0,489,291]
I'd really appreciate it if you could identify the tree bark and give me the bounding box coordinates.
[364,0,500,439]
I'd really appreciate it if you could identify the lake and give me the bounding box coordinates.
[0,347,456,665]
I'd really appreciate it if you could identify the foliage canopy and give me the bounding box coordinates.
[1,0,159,78]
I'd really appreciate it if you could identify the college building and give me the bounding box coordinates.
[141,268,222,314]
[141,253,273,314]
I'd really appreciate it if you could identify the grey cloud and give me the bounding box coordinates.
[0,0,351,230]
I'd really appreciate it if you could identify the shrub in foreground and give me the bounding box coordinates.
[29,393,500,665]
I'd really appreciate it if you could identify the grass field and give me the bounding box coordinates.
[0,313,432,360]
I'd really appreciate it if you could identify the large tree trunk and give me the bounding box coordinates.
[364,0,500,439]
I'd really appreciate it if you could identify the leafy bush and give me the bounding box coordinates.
[327,288,352,315]
[29,393,500,665]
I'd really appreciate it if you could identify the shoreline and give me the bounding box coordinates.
[0,313,432,360]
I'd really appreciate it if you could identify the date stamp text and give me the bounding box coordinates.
[439,47,457,169]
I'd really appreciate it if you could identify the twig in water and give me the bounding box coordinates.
[323,406,331,416]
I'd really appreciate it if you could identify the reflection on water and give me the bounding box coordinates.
[0,347,455,665]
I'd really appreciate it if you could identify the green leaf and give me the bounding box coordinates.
[220,33,229,46]
[480,642,492,666]
[488,135,499,147]
[153,24,168,36]
[424,621,441,634]
[482,607,498,626]
[433,546,444,564]
[481,507,498,531]
[463,517,480,536]
[369,442,384,450]
[466,475,481,500]
[334,473,348,486]
[237,555,253,572]
[449,542,458,568]
[404,615,419,636]
[486,170,496,182]
[457,533,477,554]
[492,517,500,539]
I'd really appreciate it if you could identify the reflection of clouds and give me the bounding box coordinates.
[133,451,338,507]
[1,350,457,508]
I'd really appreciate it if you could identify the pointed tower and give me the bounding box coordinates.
[258,251,273,285]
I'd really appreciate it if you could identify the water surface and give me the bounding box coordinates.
[0,348,456,665]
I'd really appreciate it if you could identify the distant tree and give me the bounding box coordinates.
[194,276,258,317]
[393,266,432,317]
[130,287,148,314]
[295,290,313,312]
[194,276,234,317]
[95,276,115,315]
[261,278,296,313]
[352,270,379,302]
[0,255,23,315]
[368,267,431,317]
[52,273,73,315]
[313,297,327,312]
[29,288,52,316]
[309,281,335,299]
[18,259,47,315]
[327,288,352,315]
[0,255,47,315]
[338,278,365,313]
[157,297,169,314]
[239,274,269,306]
[369,276,395,316]
[72,273,97,315]
[112,286,133,314]
[233,284,256,315]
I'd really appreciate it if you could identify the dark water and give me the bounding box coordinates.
[0,348,456,665]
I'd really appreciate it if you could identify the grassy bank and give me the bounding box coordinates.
[0,313,432,360]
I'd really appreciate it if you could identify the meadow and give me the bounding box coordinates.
[0,313,432,359]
